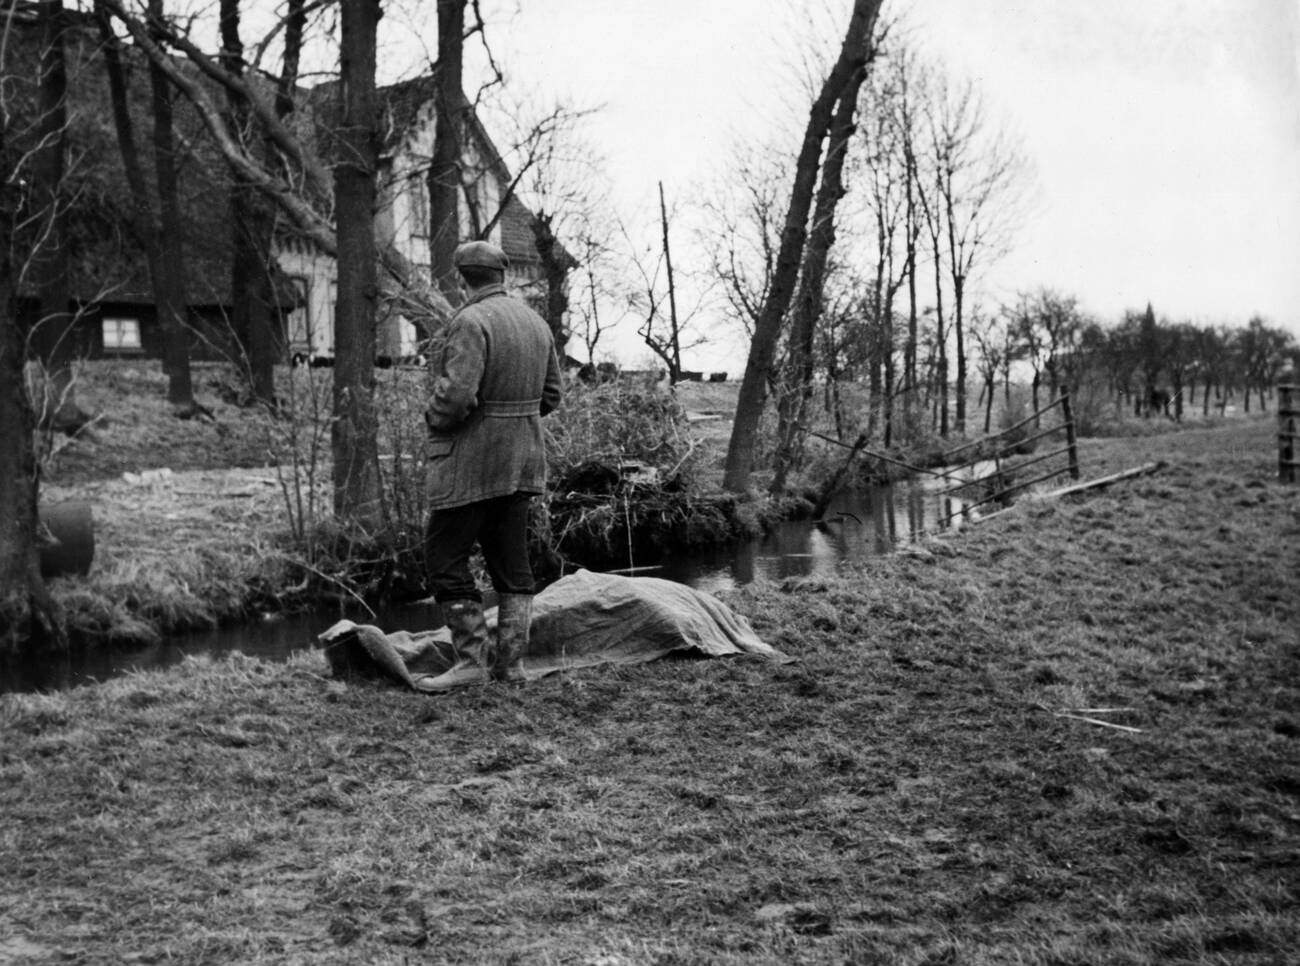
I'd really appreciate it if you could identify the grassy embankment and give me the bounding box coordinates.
[30,360,1278,646]
[3,418,1297,963]
[33,363,783,643]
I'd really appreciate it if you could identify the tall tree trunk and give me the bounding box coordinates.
[770,60,869,494]
[97,1,163,288]
[277,0,306,119]
[221,0,277,407]
[941,157,967,436]
[99,0,208,416]
[928,217,947,436]
[333,0,381,520]
[866,338,883,443]
[723,0,882,493]
[902,147,919,426]
[658,181,682,381]
[0,119,63,653]
[147,0,195,408]
[29,0,86,432]
[952,274,966,433]
[877,215,900,450]
[428,0,465,302]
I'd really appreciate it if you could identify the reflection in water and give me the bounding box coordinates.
[656,477,981,594]
[1,601,443,695]
[3,477,984,693]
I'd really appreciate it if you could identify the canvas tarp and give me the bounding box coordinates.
[317,569,792,692]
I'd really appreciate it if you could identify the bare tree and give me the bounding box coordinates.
[27,0,91,430]
[702,146,787,350]
[770,41,873,494]
[139,0,200,410]
[219,0,287,409]
[887,44,925,420]
[723,0,883,493]
[332,0,381,520]
[845,56,909,446]
[490,100,606,353]
[94,0,206,415]
[571,231,628,365]
[427,0,464,302]
[1,4,63,651]
[969,306,1014,433]
[912,113,949,435]
[623,199,709,384]
[1236,315,1295,413]
[927,73,1025,435]
[1193,324,1229,417]
[0,245,60,651]
[1012,287,1084,422]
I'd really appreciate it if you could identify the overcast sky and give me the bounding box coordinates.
[398,0,1300,371]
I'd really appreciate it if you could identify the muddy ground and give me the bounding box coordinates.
[2,419,1297,963]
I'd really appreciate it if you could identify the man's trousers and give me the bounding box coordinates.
[424,492,535,602]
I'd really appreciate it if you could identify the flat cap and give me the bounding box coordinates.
[453,240,509,271]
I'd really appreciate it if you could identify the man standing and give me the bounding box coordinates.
[424,240,563,683]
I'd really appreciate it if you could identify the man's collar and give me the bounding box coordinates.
[464,283,507,306]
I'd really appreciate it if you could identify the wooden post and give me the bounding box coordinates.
[1058,386,1081,480]
[1280,383,1298,484]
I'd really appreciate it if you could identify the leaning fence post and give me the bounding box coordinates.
[1058,387,1081,480]
[1280,383,1298,484]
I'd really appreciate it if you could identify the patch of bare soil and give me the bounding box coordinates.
[2,419,1297,962]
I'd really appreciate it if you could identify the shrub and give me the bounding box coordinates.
[545,380,698,486]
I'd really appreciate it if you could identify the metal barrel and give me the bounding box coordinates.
[38,501,95,578]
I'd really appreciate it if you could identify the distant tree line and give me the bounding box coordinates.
[998,294,1298,429]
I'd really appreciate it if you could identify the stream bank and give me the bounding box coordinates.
[7,467,991,693]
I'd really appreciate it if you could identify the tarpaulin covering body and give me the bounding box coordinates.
[317,569,790,692]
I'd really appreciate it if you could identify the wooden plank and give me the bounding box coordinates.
[1053,712,1144,734]
[1044,461,1164,499]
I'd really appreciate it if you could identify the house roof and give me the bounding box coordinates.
[6,7,241,308]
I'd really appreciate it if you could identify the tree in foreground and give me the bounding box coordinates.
[770,42,874,494]
[723,0,884,493]
[0,51,63,653]
[332,0,382,520]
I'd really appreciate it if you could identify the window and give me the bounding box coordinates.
[284,276,310,347]
[409,173,430,240]
[102,317,141,351]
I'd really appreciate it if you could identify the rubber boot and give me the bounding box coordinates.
[441,599,491,669]
[490,593,533,684]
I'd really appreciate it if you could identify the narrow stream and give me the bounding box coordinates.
[2,475,984,694]
[650,478,982,593]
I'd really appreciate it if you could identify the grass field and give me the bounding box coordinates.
[3,418,1296,963]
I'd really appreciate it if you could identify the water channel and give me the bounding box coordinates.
[2,475,984,694]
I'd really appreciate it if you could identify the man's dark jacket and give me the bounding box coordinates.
[424,284,563,510]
